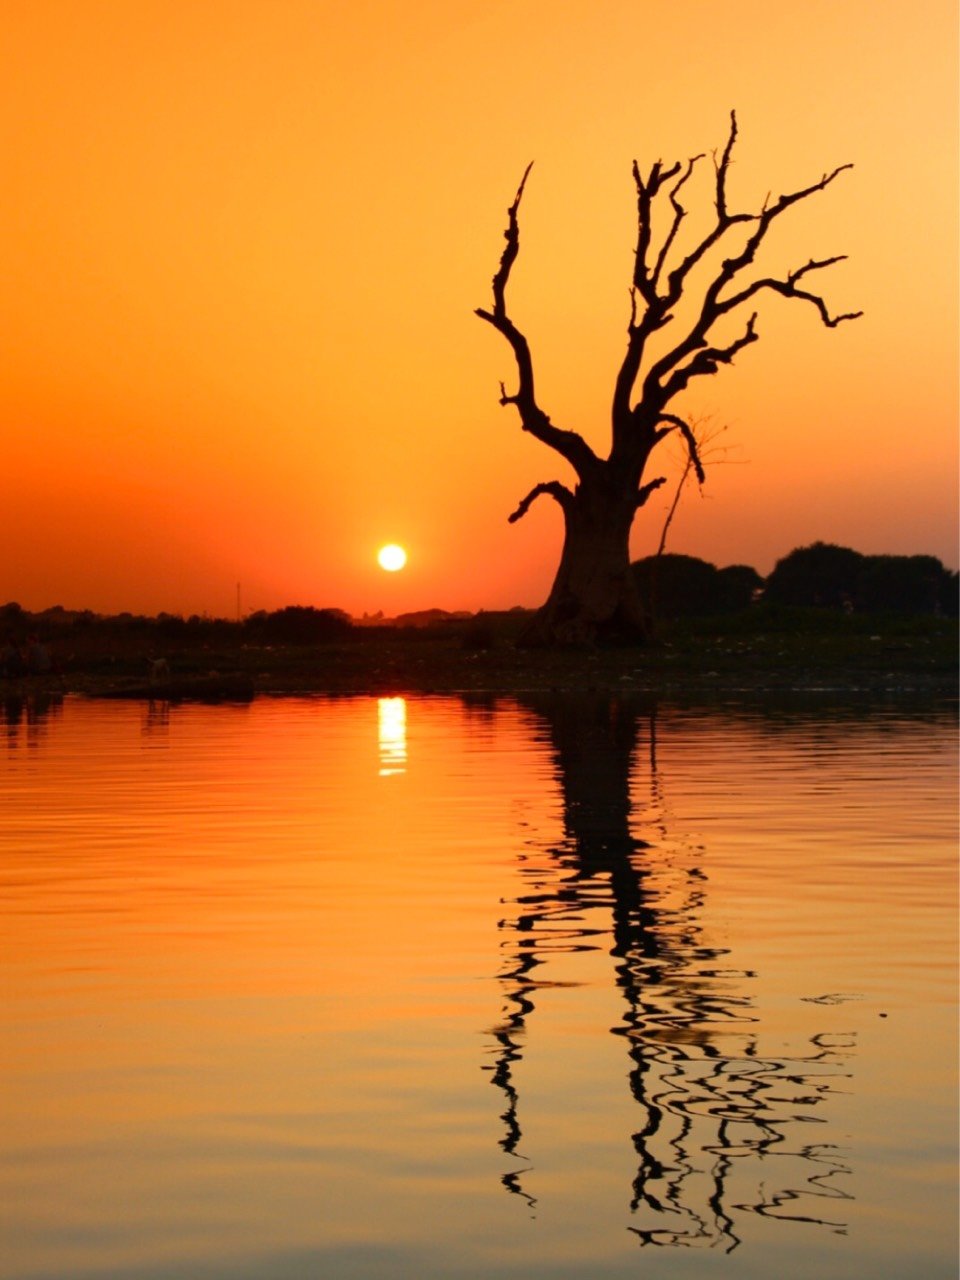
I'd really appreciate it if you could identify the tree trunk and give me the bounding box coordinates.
[521,466,648,646]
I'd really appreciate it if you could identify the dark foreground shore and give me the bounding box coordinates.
[4,618,956,702]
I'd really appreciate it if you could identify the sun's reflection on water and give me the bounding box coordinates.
[378,696,407,777]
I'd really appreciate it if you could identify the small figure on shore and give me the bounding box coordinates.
[148,656,171,685]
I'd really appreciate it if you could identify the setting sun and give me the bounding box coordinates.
[377,544,407,573]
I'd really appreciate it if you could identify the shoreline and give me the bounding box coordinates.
[3,635,956,703]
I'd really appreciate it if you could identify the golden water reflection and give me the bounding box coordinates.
[0,694,955,1280]
[0,692,63,749]
[378,695,407,776]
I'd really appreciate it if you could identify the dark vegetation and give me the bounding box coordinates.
[632,556,762,617]
[764,543,956,614]
[1,543,955,697]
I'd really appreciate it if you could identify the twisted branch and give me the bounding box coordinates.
[609,110,859,443]
[656,415,706,485]
[651,154,705,289]
[507,481,575,524]
[644,145,859,403]
[476,166,597,478]
[720,257,863,328]
[636,476,668,508]
[659,314,760,403]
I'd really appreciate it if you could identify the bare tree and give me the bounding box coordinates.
[476,112,861,645]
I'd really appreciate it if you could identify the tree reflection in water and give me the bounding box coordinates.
[1,693,64,749]
[484,694,854,1249]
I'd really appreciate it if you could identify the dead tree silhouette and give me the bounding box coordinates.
[476,113,861,645]
[484,694,854,1248]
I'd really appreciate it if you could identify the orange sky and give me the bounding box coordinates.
[2,0,957,618]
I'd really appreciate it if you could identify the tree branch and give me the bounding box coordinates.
[659,313,760,401]
[664,112,753,304]
[719,256,864,327]
[651,153,705,289]
[490,162,533,321]
[477,166,598,478]
[507,481,574,524]
[644,147,858,405]
[632,158,681,304]
[657,414,706,484]
[612,154,700,438]
[714,108,738,221]
[613,113,751,442]
[635,476,667,508]
[656,417,733,557]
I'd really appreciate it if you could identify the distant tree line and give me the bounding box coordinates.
[632,542,958,619]
[762,542,956,615]
[0,602,355,673]
[0,542,956,669]
[241,605,353,643]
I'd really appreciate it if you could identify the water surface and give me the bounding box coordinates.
[1,693,956,1279]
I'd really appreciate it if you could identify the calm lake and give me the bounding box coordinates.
[1,692,956,1280]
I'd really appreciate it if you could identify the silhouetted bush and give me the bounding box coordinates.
[243,606,353,644]
[632,554,755,618]
[765,542,955,614]
[460,613,497,650]
[855,555,953,614]
[764,542,865,609]
[941,571,959,617]
[717,564,764,611]
[0,602,26,626]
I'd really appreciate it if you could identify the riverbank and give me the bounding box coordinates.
[4,614,956,701]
